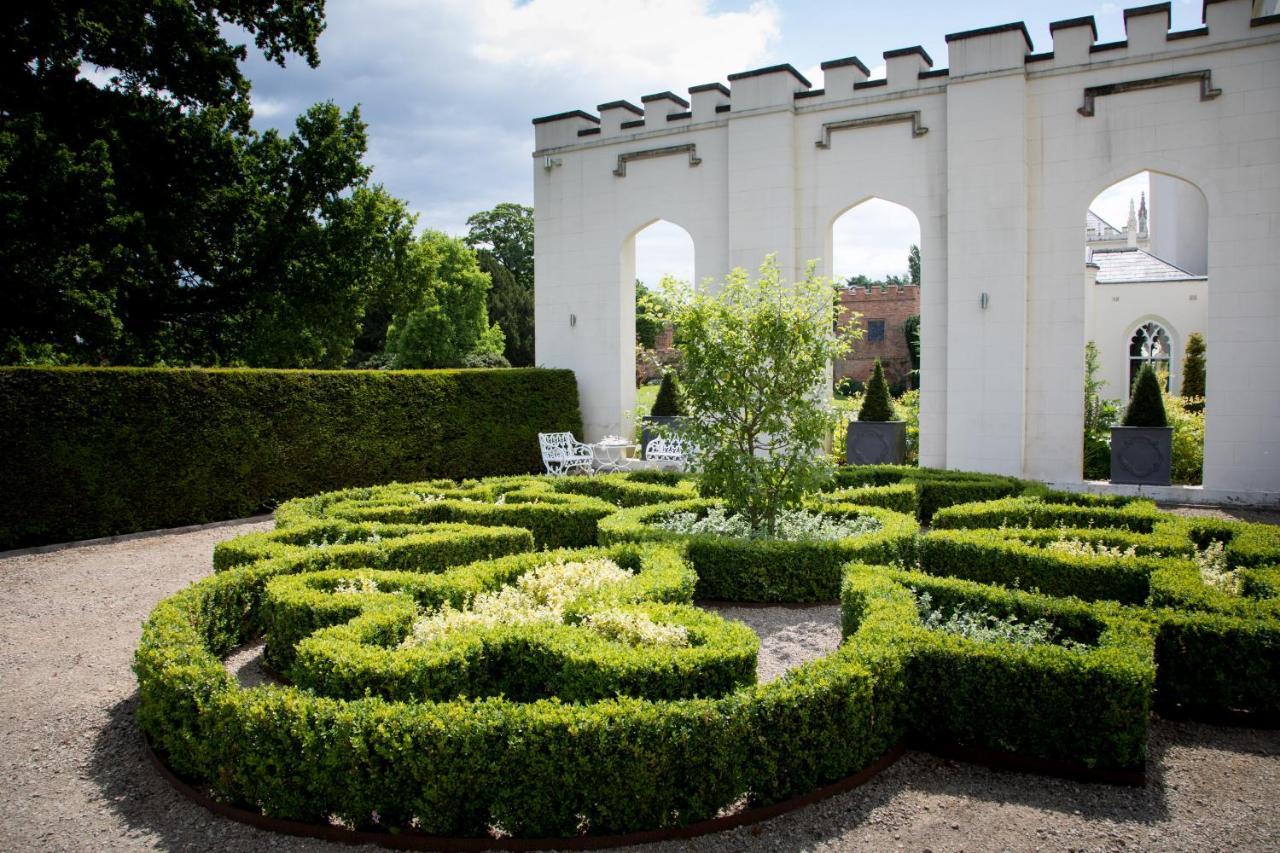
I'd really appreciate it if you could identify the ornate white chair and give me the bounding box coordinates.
[539,431,595,476]
[644,436,690,471]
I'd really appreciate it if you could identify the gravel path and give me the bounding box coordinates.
[1,521,1278,852]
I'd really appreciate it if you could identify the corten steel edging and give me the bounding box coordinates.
[148,742,906,851]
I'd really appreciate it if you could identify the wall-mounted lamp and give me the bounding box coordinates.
[979,292,989,310]
[544,156,563,172]
[569,313,577,327]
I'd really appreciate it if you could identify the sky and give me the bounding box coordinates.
[237,0,1205,284]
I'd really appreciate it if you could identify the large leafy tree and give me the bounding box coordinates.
[0,1,424,368]
[465,203,534,366]
[386,231,501,369]
[664,256,856,534]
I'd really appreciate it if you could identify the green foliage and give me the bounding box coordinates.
[0,367,582,549]
[635,280,666,350]
[475,250,533,366]
[466,204,534,366]
[827,465,1024,521]
[903,314,921,374]
[600,500,918,601]
[931,495,1164,534]
[1164,392,1204,485]
[1181,331,1206,401]
[857,359,895,422]
[663,256,856,534]
[1122,364,1169,427]
[649,371,686,417]
[385,231,501,369]
[908,244,921,286]
[0,4,440,370]
[843,565,1155,769]
[1083,341,1119,479]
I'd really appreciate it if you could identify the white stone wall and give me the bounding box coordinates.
[1088,278,1208,400]
[533,1,1280,498]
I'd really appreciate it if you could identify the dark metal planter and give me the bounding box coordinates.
[641,416,689,459]
[846,420,907,465]
[1109,426,1173,486]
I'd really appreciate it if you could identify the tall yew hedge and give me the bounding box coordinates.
[0,367,582,549]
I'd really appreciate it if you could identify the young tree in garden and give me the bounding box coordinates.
[1181,332,1206,409]
[1123,364,1169,428]
[385,231,503,369]
[465,203,534,365]
[635,281,668,350]
[664,256,857,535]
[650,371,686,417]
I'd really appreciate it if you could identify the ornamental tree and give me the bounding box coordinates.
[663,255,857,535]
[1181,332,1206,404]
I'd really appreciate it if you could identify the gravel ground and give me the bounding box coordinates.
[1,520,1278,852]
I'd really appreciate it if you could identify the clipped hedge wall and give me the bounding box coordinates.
[0,366,583,550]
[598,499,919,601]
[841,564,1155,770]
[827,465,1026,520]
[930,495,1165,533]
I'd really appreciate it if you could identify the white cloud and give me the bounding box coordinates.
[832,199,919,281]
[634,221,695,287]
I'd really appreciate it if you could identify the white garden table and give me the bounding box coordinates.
[592,438,638,473]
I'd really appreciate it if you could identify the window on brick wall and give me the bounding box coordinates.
[867,319,885,342]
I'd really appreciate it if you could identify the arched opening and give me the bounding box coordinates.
[1083,171,1208,484]
[830,198,922,461]
[626,220,694,421]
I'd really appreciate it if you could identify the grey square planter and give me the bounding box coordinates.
[641,416,689,459]
[846,420,907,465]
[1110,426,1173,486]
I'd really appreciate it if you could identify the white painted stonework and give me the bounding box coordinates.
[532,1,1280,501]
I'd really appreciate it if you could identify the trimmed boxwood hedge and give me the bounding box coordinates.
[266,546,760,703]
[598,499,919,601]
[0,366,583,550]
[916,498,1280,718]
[827,465,1026,520]
[841,564,1155,769]
[136,527,909,836]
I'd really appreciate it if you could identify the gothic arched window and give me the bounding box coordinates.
[1129,322,1172,391]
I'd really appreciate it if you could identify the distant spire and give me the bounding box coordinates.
[1138,192,1148,236]
[1126,198,1138,248]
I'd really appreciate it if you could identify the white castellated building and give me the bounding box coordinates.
[531,0,1280,502]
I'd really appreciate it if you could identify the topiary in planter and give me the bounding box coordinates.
[1112,364,1172,486]
[848,359,906,465]
[858,359,895,422]
[650,371,686,417]
[1123,365,1168,428]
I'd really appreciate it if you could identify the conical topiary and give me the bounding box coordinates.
[1181,332,1206,400]
[858,359,896,422]
[1122,363,1169,427]
[650,371,687,417]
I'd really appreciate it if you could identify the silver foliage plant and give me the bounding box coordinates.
[661,255,858,536]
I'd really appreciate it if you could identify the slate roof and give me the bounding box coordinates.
[1086,210,1123,241]
[1090,247,1206,283]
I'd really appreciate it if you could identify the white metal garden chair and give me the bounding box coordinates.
[644,435,690,471]
[539,431,595,476]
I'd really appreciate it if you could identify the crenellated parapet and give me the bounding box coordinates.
[533,0,1277,152]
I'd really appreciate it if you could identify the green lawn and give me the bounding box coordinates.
[636,383,659,416]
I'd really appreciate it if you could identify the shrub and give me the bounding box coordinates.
[649,372,687,417]
[599,499,918,601]
[1181,331,1206,403]
[1164,393,1204,484]
[827,466,1025,521]
[857,359,895,422]
[1121,364,1168,427]
[930,496,1164,533]
[0,366,582,549]
[842,564,1155,770]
